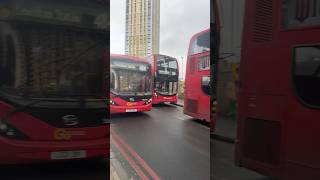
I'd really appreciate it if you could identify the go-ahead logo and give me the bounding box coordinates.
[127,102,137,106]
[54,129,72,140]
[53,129,86,140]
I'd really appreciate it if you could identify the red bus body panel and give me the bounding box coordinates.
[0,102,109,164]
[184,29,210,123]
[110,54,152,114]
[0,137,108,164]
[110,96,152,114]
[152,94,177,104]
[236,0,320,179]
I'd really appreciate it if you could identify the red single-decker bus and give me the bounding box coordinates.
[110,55,153,114]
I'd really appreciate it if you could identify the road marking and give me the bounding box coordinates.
[111,135,149,180]
[111,128,161,180]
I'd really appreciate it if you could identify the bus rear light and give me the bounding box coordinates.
[0,119,28,140]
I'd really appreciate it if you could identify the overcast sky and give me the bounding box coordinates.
[110,0,210,79]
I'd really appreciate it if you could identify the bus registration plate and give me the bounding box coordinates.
[51,150,86,160]
[126,109,137,112]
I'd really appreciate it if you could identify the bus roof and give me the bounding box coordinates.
[151,54,177,60]
[111,54,150,64]
[190,28,210,41]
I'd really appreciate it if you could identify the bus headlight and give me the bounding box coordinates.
[110,100,116,105]
[0,119,28,140]
[154,93,158,98]
[143,98,152,104]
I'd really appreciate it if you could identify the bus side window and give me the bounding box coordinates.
[201,76,211,95]
[294,45,320,107]
[283,0,320,28]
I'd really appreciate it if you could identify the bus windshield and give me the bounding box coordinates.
[0,0,107,100]
[110,58,152,96]
[0,23,106,99]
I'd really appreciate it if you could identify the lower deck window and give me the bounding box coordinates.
[201,76,210,96]
[155,81,178,95]
[293,45,320,107]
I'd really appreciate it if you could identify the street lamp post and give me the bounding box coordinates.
[181,56,184,80]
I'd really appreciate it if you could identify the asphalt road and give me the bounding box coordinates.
[1,159,109,180]
[111,103,210,180]
[212,138,272,180]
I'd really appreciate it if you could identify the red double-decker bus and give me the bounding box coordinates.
[110,55,153,114]
[0,0,109,164]
[148,54,179,104]
[184,29,210,122]
[236,0,320,179]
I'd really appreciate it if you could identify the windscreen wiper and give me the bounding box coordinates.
[6,99,46,117]
[58,39,107,73]
[38,39,107,75]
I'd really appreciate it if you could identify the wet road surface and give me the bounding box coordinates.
[1,159,109,180]
[111,103,210,180]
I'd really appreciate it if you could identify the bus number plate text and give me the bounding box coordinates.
[51,150,86,160]
[126,109,138,112]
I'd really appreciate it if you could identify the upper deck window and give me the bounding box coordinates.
[198,55,210,71]
[157,56,178,76]
[283,0,320,28]
[189,31,210,55]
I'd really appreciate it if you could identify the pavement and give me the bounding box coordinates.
[110,103,210,180]
[212,116,237,143]
[212,113,272,180]
[212,139,271,180]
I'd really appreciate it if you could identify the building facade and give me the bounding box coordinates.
[125,0,160,57]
